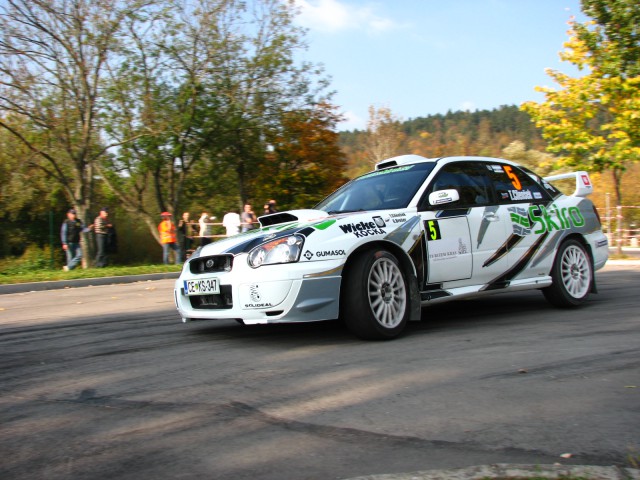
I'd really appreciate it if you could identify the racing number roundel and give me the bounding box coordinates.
[426,220,442,241]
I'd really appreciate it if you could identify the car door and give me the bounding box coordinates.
[418,161,512,288]
[483,162,555,282]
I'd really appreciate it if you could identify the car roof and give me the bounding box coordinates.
[374,154,519,171]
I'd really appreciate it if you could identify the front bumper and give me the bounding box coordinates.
[174,256,344,324]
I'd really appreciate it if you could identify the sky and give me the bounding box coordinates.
[291,0,588,130]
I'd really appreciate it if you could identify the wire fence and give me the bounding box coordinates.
[602,194,640,252]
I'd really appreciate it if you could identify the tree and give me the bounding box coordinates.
[0,126,67,256]
[363,106,406,166]
[575,0,640,78]
[0,0,154,264]
[256,102,347,209]
[521,7,640,209]
[501,141,555,176]
[98,0,332,241]
[99,0,230,242]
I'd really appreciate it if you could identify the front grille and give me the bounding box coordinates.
[189,255,233,274]
[188,285,233,310]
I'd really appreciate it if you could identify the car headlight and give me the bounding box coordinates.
[248,234,304,268]
[183,246,202,273]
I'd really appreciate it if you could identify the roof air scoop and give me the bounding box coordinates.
[375,154,430,170]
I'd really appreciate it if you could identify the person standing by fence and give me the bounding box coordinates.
[177,212,196,261]
[158,212,180,265]
[241,204,257,232]
[94,207,113,267]
[199,211,213,247]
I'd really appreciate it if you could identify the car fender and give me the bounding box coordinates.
[341,239,422,322]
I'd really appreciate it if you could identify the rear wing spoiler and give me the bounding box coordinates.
[543,171,593,197]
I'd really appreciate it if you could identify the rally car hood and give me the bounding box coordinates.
[258,209,330,227]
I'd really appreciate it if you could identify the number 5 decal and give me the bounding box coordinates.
[426,220,441,241]
[503,165,522,190]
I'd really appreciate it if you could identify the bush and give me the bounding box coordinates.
[0,244,62,275]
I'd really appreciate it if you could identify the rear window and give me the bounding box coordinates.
[484,164,552,203]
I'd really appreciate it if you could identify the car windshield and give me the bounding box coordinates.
[315,162,437,213]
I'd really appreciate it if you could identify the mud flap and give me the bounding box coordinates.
[408,273,422,321]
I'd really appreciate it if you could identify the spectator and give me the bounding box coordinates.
[241,204,257,232]
[177,212,197,261]
[199,212,213,247]
[222,210,241,236]
[158,212,180,265]
[60,208,91,271]
[94,207,113,267]
[267,199,278,213]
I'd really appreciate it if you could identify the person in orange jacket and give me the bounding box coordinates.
[158,212,181,264]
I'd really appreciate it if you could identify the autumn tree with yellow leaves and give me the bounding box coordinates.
[521,0,640,209]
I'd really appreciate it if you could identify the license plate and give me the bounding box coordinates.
[184,278,220,296]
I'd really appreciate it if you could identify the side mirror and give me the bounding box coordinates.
[429,189,460,206]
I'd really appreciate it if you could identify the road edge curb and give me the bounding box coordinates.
[345,463,640,480]
[0,272,180,295]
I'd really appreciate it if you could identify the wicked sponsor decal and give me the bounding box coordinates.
[339,216,387,238]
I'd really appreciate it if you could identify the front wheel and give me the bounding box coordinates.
[543,239,593,307]
[341,249,409,340]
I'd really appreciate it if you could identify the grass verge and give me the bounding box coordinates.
[0,264,182,285]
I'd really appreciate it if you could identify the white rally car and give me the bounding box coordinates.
[174,155,608,339]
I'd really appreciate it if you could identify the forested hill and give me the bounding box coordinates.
[339,105,546,161]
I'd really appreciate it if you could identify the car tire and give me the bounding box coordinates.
[341,249,409,340]
[543,239,593,308]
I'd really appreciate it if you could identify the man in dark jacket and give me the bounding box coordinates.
[60,209,91,271]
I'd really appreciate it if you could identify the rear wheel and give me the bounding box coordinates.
[341,249,409,339]
[543,239,593,307]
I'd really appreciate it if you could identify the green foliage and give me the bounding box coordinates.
[521,2,640,206]
[0,244,60,276]
[577,0,640,77]
[97,0,334,237]
[340,106,547,178]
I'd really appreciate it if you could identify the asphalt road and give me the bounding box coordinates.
[1,265,638,480]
